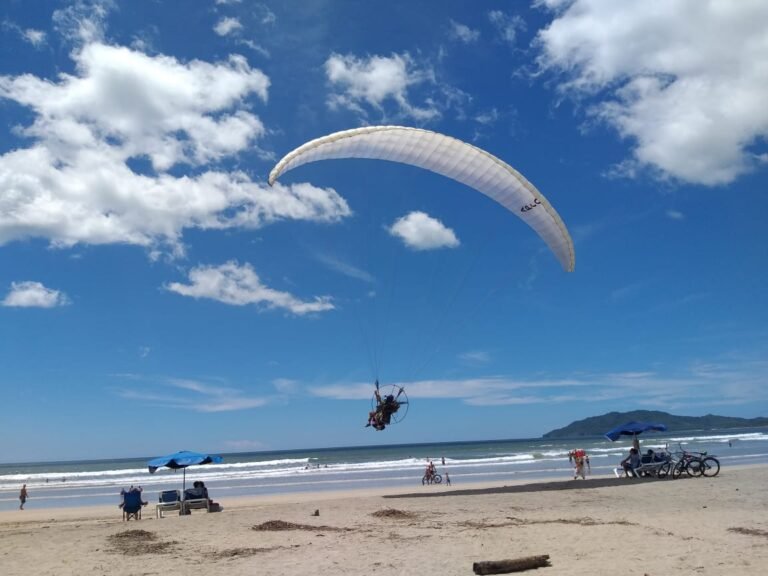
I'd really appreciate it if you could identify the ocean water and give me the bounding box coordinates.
[1,429,766,512]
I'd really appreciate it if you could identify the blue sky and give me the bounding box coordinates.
[1,0,766,462]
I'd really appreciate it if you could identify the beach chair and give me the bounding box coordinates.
[156,489,182,518]
[183,487,210,514]
[121,489,144,521]
[635,451,672,478]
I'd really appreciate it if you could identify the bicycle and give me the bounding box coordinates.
[671,444,720,478]
[688,446,721,477]
[671,449,698,478]
[422,471,442,485]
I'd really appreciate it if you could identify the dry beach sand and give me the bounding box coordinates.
[1,465,766,575]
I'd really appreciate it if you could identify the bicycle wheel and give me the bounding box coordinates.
[700,456,720,477]
[432,474,442,484]
[672,461,685,479]
[657,462,671,479]
[686,458,704,477]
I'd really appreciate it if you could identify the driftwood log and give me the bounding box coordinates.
[472,555,551,574]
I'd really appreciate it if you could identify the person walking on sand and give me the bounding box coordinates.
[19,484,28,510]
[445,473,451,486]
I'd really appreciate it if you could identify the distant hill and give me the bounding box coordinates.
[542,410,768,438]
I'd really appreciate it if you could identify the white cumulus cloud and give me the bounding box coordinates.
[165,261,335,315]
[388,211,460,251]
[2,281,70,308]
[0,36,352,255]
[325,52,440,121]
[536,0,768,186]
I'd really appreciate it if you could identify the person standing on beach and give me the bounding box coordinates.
[569,449,590,480]
[19,484,28,510]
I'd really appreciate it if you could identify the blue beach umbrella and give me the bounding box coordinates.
[604,421,668,442]
[148,450,223,496]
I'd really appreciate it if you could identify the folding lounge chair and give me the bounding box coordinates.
[156,489,182,518]
[635,451,672,478]
[121,489,144,521]
[183,487,210,514]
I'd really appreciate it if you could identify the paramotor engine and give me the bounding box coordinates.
[365,381,408,431]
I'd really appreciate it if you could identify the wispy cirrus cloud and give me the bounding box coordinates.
[214,16,242,36]
[449,20,480,44]
[221,439,266,451]
[115,375,272,412]
[459,350,492,364]
[474,108,500,126]
[314,252,375,283]
[310,357,768,410]
[2,21,47,48]
[488,10,526,45]
[608,281,649,304]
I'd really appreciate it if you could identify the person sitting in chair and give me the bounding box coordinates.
[184,481,209,501]
[621,448,641,478]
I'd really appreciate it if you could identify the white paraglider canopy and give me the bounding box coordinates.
[269,126,575,272]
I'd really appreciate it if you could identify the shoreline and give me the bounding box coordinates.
[2,462,764,521]
[1,465,766,575]
[3,431,763,514]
